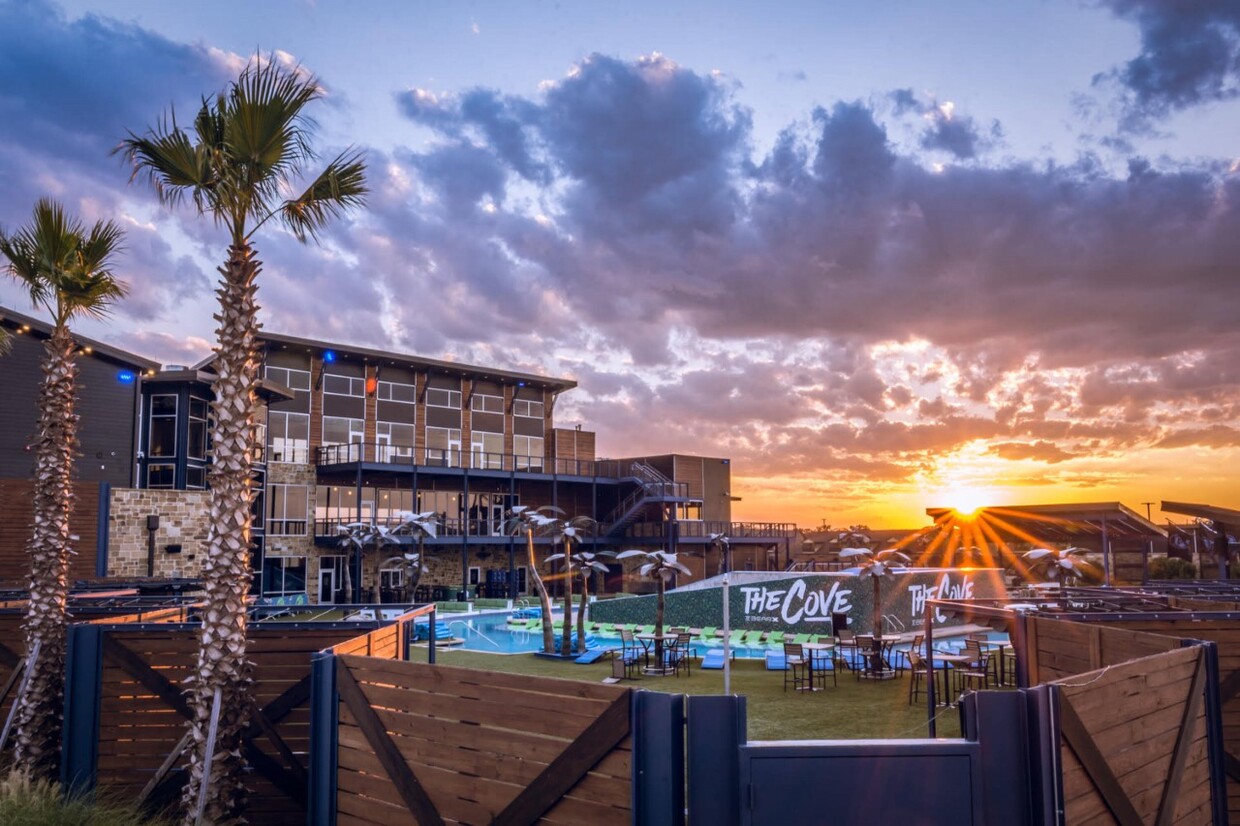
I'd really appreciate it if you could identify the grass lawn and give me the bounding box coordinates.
[422,647,966,741]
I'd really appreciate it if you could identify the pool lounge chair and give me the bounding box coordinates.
[699,626,719,640]
[767,631,786,645]
[742,630,766,645]
[790,633,811,645]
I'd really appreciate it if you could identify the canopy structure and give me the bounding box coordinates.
[1161,501,1240,526]
[924,502,1166,585]
[1162,501,1240,579]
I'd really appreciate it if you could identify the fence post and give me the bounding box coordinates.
[632,690,685,826]
[1188,639,1228,826]
[428,606,437,664]
[308,651,339,826]
[61,625,103,794]
[686,694,746,826]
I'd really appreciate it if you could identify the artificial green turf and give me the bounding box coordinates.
[423,648,965,741]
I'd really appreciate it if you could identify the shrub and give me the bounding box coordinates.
[1149,556,1198,580]
[0,772,165,825]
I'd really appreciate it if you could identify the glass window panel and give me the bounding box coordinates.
[147,463,175,488]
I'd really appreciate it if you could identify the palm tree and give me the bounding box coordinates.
[0,199,126,779]
[616,549,692,640]
[537,512,596,657]
[337,511,437,603]
[505,506,556,654]
[546,545,610,654]
[708,531,730,576]
[120,55,365,821]
[1022,547,1094,585]
[839,547,910,636]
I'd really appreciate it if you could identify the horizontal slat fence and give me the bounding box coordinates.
[1025,615,1183,683]
[1053,646,1213,825]
[87,623,389,823]
[333,657,633,825]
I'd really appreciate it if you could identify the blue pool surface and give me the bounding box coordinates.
[438,612,1010,659]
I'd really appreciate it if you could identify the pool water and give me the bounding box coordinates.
[440,613,1011,659]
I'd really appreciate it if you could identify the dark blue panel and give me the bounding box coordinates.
[633,690,685,826]
[96,482,110,577]
[61,624,103,793]
[307,652,338,826]
[963,691,1034,826]
[687,694,746,826]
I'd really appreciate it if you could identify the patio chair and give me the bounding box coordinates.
[809,646,839,688]
[907,649,932,705]
[835,630,859,671]
[666,632,693,677]
[783,643,812,692]
[960,651,994,693]
[618,629,645,675]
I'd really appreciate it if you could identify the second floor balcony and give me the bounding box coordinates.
[314,441,639,479]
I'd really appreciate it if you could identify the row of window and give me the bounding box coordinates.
[264,367,545,416]
[267,485,531,536]
[262,553,532,599]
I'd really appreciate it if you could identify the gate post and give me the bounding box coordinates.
[686,694,746,826]
[308,651,339,826]
[61,624,103,794]
[633,690,685,826]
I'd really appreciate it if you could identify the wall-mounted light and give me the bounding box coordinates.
[323,350,336,363]
[117,370,136,384]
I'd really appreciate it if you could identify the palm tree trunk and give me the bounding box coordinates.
[872,577,882,637]
[181,244,261,824]
[526,529,554,653]
[560,545,573,658]
[12,325,77,779]
[576,574,589,654]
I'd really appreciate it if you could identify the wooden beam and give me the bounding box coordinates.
[336,659,444,826]
[243,740,307,809]
[138,731,191,804]
[0,642,21,670]
[1224,751,1240,782]
[102,636,193,720]
[1156,648,1207,826]
[1059,692,1144,826]
[493,690,631,826]
[244,674,311,737]
[1216,667,1240,704]
[249,698,309,790]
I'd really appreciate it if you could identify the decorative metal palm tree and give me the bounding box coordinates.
[840,547,910,636]
[538,512,596,657]
[0,199,126,780]
[616,549,692,640]
[337,511,437,603]
[546,548,611,654]
[120,55,366,821]
[505,506,556,654]
[1022,547,1094,585]
[708,531,730,576]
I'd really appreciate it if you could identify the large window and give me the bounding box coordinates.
[471,393,503,414]
[377,380,416,404]
[148,394,177,458]
[267,484,309,535]
[147,463,175,489]
[470,431,504,469]
[426,426,461,467]
[376,421,415,460]
[268,411,309,463]
[322,416,364,446]
[426,387,461,409]
[323,374,365,398]
[265,366,311,392]
[262,556,307,596]
[187,398,209,460]
[514,435,544,470]
[513,399,544,419]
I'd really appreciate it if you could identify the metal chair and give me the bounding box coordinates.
[907,649,932,705]
[783,643,812,692]
[666,632,693,677]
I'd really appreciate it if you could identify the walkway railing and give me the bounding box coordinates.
[314,442,620,477]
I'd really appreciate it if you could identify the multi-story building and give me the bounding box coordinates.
[0,306,797,601]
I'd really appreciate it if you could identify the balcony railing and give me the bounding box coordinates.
[314,442,627,477]
[625,520,799,540]
[314,515,530,540]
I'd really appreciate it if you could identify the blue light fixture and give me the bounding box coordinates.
[518,381,526,387]
[117,370,135,384]
[323,350,336,363]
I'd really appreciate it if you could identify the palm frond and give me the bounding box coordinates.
[277,149,367,242]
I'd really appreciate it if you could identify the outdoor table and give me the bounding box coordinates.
[803,641,834,689]
[973,640,1011,686]
[636,633,679,675]
[930,653,972,705]
[857,635,898,679]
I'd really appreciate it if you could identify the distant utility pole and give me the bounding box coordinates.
[1142,501,1155,520]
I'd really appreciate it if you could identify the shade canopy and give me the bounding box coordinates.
[925,502,1167,547]
[1161,501,1240,526]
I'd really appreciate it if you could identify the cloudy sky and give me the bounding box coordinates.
[2,0,1239,528]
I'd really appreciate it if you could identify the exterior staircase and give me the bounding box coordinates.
[603,462,689,537]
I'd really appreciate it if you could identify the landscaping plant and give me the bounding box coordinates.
[0,200,126,779]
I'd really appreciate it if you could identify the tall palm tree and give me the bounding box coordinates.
[0,199,126,779]
[120,56,365,821]
[839,547,910,636]
[505,506,557,654]
[538,512,595,657]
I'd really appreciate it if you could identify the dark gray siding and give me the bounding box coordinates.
[0,329,140,485]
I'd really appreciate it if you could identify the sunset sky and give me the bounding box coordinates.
[2,1,1239,528]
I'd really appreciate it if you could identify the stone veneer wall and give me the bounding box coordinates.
[108,488,212,578]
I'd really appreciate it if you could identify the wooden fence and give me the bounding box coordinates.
[1052,645,1214,824]
[64,621,404,823]
[1024,615,1184,683]
[325,657,633,825]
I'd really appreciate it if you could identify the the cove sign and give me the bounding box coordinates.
[908,572,976,624]
[739,579,853,625]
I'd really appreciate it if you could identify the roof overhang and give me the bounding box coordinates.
[925,501,1168,544]
[1161,501,1240,526]
[1,306,159,371]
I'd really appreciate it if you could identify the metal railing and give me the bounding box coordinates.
[626,520,799,540]
[314,442,615,477]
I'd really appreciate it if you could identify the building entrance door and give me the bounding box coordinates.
[318,567,336,604]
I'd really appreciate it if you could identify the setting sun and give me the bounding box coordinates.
[946,488,990,517]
